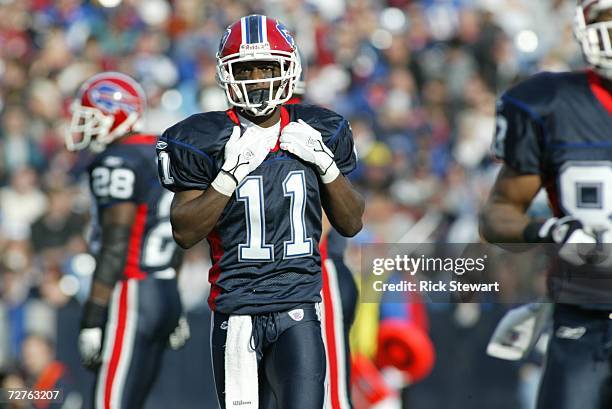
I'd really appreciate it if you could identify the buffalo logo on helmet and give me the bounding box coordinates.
[219,28,232,54]
[276,22,296,49]
[87,81,140,114]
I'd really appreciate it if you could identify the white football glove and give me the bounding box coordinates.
[486,303,552,361]
[169,315,191,350]
[279,119,340,184]
[536,217,608,266]
[212,126,275,196]
[79,327,104,370]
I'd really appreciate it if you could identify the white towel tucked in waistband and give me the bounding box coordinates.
[225,315,258,409]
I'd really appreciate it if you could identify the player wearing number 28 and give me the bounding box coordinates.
[480,1,612,408]
[66,72,186,409]
[157,14,364,409]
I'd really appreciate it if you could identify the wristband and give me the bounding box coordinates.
[523,219,559,243]
[211,170,238,196]
[82,301,108,329]
[320,162,340,184]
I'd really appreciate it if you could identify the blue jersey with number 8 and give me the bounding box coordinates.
[494,70,612,307]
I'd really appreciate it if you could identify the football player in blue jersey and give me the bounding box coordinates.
[156,14,364,409]
[67,72,187,409]
[480,1,612,408]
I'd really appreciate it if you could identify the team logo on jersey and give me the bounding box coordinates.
[276,22,295,49]
[103,156,123,167]
[288,308,304,321]
[88,81,139,113]
[156,140,168,150]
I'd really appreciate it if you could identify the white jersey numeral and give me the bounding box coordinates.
[283,171,313,258]
[237,171,313,261]
[91,167,135,199]
[142,191,177,268]
[158,151,175,185]
[237,176,274,261]
[559,161,612,231]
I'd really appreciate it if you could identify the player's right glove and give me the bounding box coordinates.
[212,125,275,196]
[79,301,108,371]
[524,216,600,265]
[486,303,552,361]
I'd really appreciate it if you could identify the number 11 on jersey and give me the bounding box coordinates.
[237,170,313,261]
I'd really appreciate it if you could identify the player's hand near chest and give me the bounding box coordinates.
[170,125,273,248]
[281,119,364,237]
[280,119,339,183]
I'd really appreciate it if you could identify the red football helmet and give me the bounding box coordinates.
[575,0,612,73]
[66,72,146,151]
[216,15,301,116]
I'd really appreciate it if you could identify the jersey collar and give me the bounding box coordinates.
[587,69,612,115]
[226,106,290,152]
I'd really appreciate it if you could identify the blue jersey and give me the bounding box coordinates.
[494,70,612,307]
[157,104,357,314]
[88,134,178,280]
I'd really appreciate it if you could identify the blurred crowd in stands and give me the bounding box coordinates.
[0,0,583,407]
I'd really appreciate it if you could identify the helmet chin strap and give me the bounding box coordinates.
[245,89,278,116]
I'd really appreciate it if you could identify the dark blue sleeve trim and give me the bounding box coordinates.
[163,137,214,164]
[501,95,549,140]
[328,119,347,144]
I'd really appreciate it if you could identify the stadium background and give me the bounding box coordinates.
[0,0,582,408]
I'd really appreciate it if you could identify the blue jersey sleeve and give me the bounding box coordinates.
[327,119,357,175]
[156,113,230,192]
[493,98,543,174]
[492,73,555,174]
[157,133,216,192]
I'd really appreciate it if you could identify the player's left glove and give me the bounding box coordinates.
[79,301,108,371]
[280,119,340,184]
[486,303,552,361]
[525,216,606,266]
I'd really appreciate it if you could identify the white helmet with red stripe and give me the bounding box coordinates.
[575,0,612,75]
[66,72,146,152]
[216,15,301,116]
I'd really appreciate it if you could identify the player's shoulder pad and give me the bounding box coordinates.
[286,104,350,143]
[157,111,235,164]
[500,71,576,116]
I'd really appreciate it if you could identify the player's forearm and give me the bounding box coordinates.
[321,175,364,237]
[170,188,231,248]
[88,224,131,304]
[479,202,532,243]
[88,281,114,307]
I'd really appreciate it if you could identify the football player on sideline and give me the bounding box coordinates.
[480,1,612,408]
[157,14,364,409]
[67,72,185,409]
